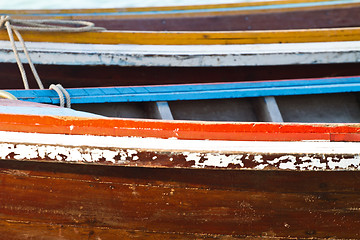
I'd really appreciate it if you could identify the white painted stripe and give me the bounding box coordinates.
[0,130,358,155]
[0,106,105,118]
[0,41,359,66]
[0,0,274,10]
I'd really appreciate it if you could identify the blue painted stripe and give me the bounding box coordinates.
[6,0,360,18]
[7,76,360,105]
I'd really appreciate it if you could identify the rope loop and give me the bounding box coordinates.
[0,15,105,32]
[0,90,17,100]
[1,15,105,96]
[0,15,10,29]
[49,84,71,108]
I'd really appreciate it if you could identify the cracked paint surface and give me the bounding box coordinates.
[1,141,360,171]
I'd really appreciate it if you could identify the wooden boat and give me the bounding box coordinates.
[3,0,360,31]
[0,91,360,238]
[1,2,360,239]
[1,31,360,89]
[1,0,360,88]
[5,74,360,122]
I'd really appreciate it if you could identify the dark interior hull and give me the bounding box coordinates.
[3,62,360,89]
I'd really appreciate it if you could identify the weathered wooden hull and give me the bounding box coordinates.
[3,41,360,67]
[0,110,359,239]
[1,26,360,45]
[1,161,360,239]
[1,40,360,89]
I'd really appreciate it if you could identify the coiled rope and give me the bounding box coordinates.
[0,15,105,107]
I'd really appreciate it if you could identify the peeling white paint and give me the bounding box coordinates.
[266,155,326,170]
[0,130,357,155]
[0,131,359,170]
[328,155,360,170]
[186,152,245,168]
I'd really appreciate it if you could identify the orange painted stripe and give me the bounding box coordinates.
[330,133,360,142]
[0,113,359,142]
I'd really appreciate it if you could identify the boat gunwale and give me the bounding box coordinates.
[0,110,359,142]
[1,26,360,45]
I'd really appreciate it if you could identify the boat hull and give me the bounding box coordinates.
[0,160,360,239]
[0,105,358,239]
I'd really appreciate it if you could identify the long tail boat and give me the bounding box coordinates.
[1,0,360,88]
[0,79,360,238]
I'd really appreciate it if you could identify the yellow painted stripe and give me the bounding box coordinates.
[0,27,359,45]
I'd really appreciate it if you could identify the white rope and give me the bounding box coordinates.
[3,19,31,89]
[49,84,71,108]
[0,15,105,90]
[13,26,44,89]
[56,84,71,108]
[0,90,17,100]
[49,84,65,107]
[4,18,105,32]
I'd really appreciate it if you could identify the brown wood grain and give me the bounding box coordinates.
[87,6,360,31]
[0,160,359,239]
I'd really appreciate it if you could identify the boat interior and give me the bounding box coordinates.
[2,62,360,124]
[2,62,360,89]
[70,92,360,123]
[2,2,360,125]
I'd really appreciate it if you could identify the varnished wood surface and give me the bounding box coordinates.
[1,26,360,45]
[0,160,359,239]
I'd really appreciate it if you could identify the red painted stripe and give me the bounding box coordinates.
[0,113,359,142]
[330,133,360,142]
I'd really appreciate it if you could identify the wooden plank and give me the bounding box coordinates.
[0,162,359,238]
[1,26,360,45]
[149,101,174,120]
[254,96,284,122]
[2,41,360,67]
[0,110,358,142]
[1,40,360,67]
[0,130,359,169]
[8,76,360,105]
[5,1,360,34]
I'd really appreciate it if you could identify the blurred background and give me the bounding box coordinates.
[0,0,267,9]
